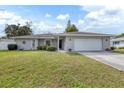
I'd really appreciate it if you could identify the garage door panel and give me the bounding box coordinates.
[74,39,102,51]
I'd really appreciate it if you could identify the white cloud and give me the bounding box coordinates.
[55,24,63,29]
[0,10,65,36]
[56,14,70,21]
[85,9,122,25]
[0,10,30,25]
[78,19,84,25]
[81,0,124,10]
[0,11,14,20]
[32,22,64,34]
[78,3,124,34]
[45,13,52,18]
[0,10,32,36]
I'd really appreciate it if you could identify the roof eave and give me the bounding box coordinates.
[11,37,55,39]
[56,34,113,37]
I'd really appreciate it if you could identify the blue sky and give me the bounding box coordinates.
[0,5,86,21]
[0,5,124,36]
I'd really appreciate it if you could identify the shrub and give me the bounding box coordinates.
[47,46,57,51]
[119,47,124,49]
[68,48,72,52]
[105,48,111,51]
[37,46,42,50]
[42,45,47,50]
[37,45,47,50]
[8,44,17,50]
[37,45,56,51]
[110,47,116,50]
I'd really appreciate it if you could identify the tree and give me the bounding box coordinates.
[70,24,78,32]
[4,22,32,38]
[116,33,124,38]
[5,24,18,37]
[65,20,78,32]
[67,20,71,28]
[18,26,32,36]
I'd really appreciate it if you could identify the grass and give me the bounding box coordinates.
[0,51,124,88]
[113,49,124,54]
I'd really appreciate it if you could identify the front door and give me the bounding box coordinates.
[59,40,63,50]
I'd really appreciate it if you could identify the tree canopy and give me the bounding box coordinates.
[4,22,32,38]
[65,20,78,32]
[116,33,124,38]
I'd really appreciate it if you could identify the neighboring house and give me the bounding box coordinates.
[111,37,124,48]
[11,32,112,51]
[0,39,16,50]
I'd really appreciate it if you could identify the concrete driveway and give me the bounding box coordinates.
[79,51,124,71]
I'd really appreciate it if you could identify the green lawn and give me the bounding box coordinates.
[0,51,124,88]
[113,49,124,54]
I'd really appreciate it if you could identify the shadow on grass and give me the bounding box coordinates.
[112,49,124,54]
[67,52,81,56]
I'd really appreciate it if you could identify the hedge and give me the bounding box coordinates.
[8,44,17,50]
[37,45,56,51]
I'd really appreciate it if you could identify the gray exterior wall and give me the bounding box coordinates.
[15,39,38,50]
[102,37,110,50]
[0,39,16,50]
[64,36,74,51]
[15,39,57,50]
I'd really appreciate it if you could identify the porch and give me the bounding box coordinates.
[37,36,65,51]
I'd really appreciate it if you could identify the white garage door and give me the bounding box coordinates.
[74,38,102,51]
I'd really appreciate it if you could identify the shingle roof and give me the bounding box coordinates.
[11,33,55,39]
[111,37,124,41]
[65,32,111,35]
[56,32,113,37]
[11,31,113,39]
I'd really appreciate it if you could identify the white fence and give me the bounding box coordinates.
[0,39,16,50]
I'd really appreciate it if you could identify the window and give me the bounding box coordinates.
[32,40,35,47]
[113,41,120,45]
[22,41,26,44]
[106,39,108,41]
[46,40,51,46]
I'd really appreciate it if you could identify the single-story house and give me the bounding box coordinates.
[111,37,124,48]
[11,32,112,51]
[0,39,16,50]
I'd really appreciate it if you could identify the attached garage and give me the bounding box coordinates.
[74,38,103,51]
